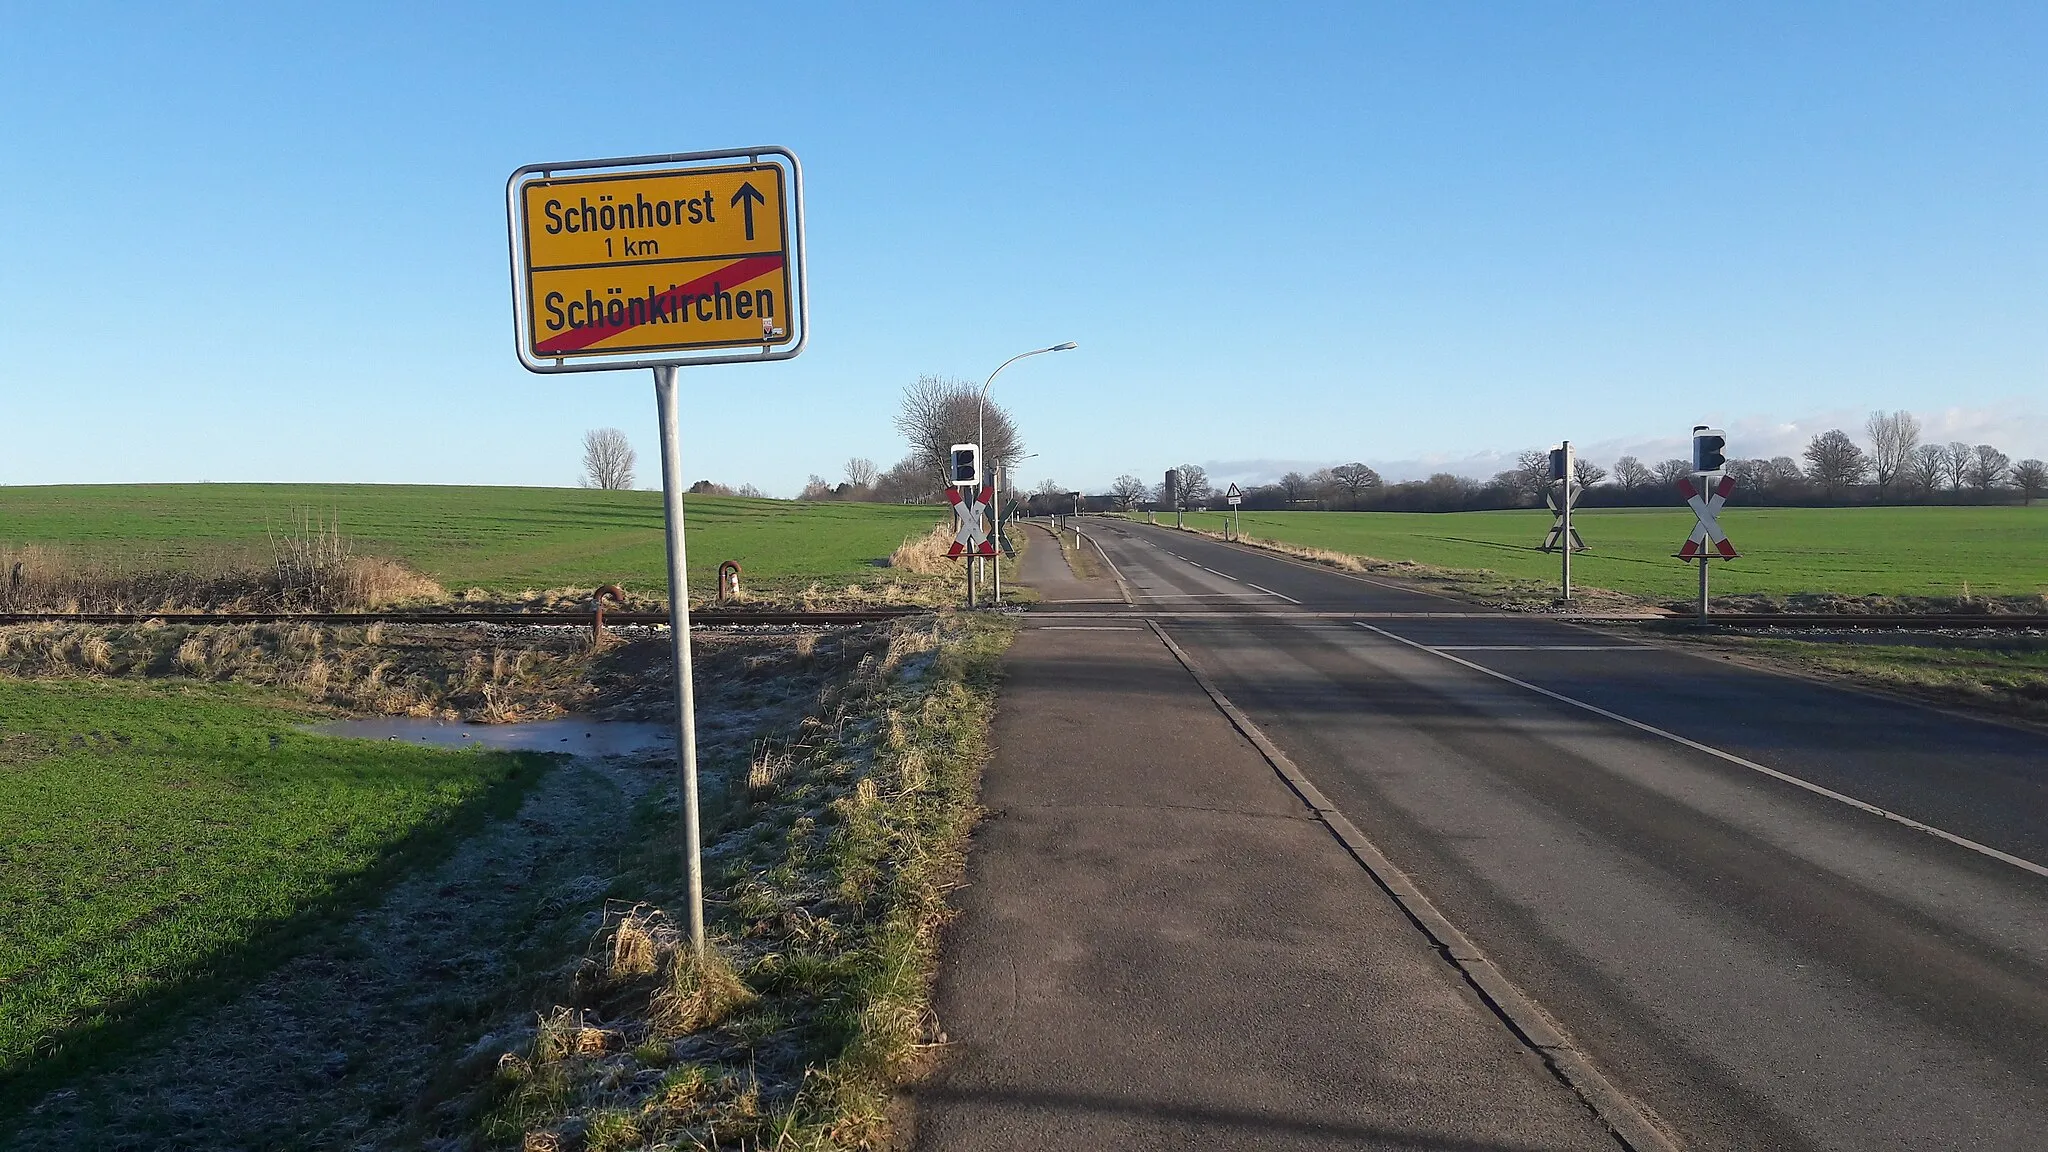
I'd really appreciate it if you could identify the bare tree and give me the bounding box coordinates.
[872,455,931,504]
[799,474,835,501]
[1766,457,1804,487]
[1651,458,1693,488]
[1941,441,1973,490]
[1172,464,1212,507]
[1329,462,1383,508]
[736,483,767,499]
[1863,410,1920,500]
[843,457,878,491]
[1307,468,1338,508]
[1967,445,2011,492]
[1110,474,1149,510]
[1904,444,1946,498]
[580,428,637,490]
[2013,459,2047,505]
[1612,455,1653,492]
[1802,430,1869,498]
[1277,471,1311,506]
[894,375,1024,488]
[1573,458,1608,488]
[1507,449,1551,505]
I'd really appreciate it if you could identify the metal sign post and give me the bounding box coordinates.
[507,146,808,957]
[1539,443,1586,601]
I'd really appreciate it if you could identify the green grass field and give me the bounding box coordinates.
[0,679,538,1092]
[0,484,950,596]
[1158,506,2048,601]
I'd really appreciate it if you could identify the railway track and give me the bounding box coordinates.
[0,608,929,627]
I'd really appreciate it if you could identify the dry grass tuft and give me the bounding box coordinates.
[887,522,957,575]
[0,526,443,614]
[650,946,754,1039]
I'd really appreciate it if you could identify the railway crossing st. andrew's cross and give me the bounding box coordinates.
[947,484,996,558]
[1676,473,1739,561]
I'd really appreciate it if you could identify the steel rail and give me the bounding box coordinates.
[0,608,926,627]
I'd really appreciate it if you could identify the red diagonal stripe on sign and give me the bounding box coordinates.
[534,254,785,355]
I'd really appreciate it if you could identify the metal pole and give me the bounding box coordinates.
[652,365,705,956]
[992,467,1002,604]
[1560,441,1573,602]
[1698,555,1710,623]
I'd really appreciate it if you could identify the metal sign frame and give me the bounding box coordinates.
[506,146,809,373]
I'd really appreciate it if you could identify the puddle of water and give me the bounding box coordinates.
[310,716,674,757]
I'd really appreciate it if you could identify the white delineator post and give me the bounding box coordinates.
[653,365,706,955]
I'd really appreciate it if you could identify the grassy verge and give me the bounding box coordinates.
[0,678,543,1105]
[456,613,1012,1149]
[1669,634,2048,724]
[1057,525,1103,580]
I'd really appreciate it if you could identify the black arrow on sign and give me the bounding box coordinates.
[730,182,767,241]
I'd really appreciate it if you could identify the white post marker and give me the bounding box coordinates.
[506,146,808,956]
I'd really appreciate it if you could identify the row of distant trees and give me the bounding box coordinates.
[1113,412,2042,514]
[616,397,2044,512]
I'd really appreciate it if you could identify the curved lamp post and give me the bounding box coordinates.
[978,342,1075,604]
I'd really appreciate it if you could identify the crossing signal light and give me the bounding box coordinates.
[950,444,980,487]
[1692,427,1727,474]
[1548,447,1570,482]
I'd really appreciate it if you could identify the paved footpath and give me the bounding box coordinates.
[912,523,1617,1150]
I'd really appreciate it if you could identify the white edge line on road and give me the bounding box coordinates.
[1147,620,1678,1152]
[1432,645,1647,652]
[1353,621,2048,881]
[1243,582,1303,605]
[1034,625,1142,631]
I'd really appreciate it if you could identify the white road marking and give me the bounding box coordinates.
[1243,582,1303,605]
[1036,625,1142,631]
[1196,565,1240,582]
[1353,621,2048,881]
[1431,645,1648,652]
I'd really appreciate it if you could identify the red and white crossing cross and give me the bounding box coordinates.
[945,484,997,557]
[1676,473,1738,560]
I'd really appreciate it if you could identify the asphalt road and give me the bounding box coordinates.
[1064,518,2048,1151]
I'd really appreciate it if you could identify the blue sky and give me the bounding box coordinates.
[2,2,2042,495]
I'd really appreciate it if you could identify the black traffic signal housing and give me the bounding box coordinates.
[950,444,981,487]
[1548,447,1570,483]
[1692,427,1727,474]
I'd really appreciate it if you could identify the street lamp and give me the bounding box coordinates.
[978,341,1077,456]
[977,344,1074,605]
